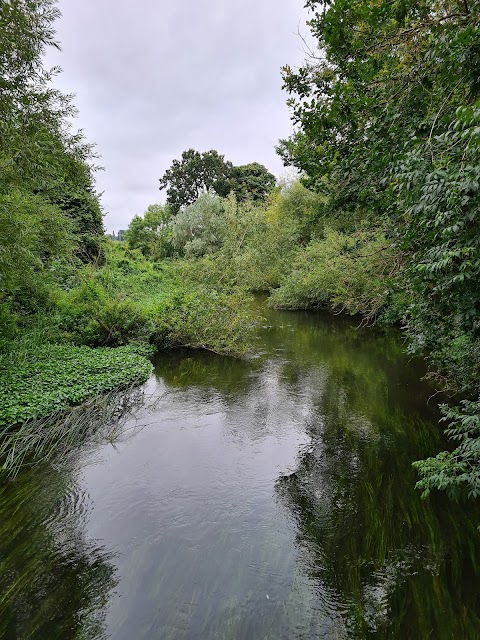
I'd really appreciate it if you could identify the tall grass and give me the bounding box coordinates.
[0,380,150,478]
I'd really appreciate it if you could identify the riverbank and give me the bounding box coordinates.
[0,242,256,435]
[2,188,478,498]
[0,343,153,427]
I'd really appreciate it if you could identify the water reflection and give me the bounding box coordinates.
[154,349,260,399]
[1,303,480,639]
[0,465,118,639]
[272,309,480,638]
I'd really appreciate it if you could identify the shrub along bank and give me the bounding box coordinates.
[0,239,256,433]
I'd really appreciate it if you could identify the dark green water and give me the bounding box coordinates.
[1,306,480,639]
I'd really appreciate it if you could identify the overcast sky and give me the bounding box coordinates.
[45,0,311,232]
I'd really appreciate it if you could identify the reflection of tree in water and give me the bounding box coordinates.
[154,348,260,399]
[0,463,118,640]
[275,371,480,639]
[155,305,480,638]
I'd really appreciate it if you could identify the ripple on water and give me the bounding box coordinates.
[3,305,480,640]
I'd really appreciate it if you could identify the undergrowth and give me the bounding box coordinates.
[54,243,255,354]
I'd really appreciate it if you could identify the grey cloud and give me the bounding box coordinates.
[45,0,310,231]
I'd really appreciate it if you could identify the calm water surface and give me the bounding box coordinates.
[1,305,480,639]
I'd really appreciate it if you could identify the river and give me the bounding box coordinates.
[1,304,479,639]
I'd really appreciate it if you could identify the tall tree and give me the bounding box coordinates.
[215,163,276,202]
[159,151,277,212]
[0,0,104,326]
[0,0,104,265]
[159,149,231,213]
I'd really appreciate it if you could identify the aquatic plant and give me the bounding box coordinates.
[0,379,150,477]
[0,344,152,428]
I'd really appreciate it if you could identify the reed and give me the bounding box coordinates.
[0,379,149,478]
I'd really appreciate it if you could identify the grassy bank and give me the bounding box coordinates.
[0,241,256,440]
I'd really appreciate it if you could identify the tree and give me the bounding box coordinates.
[0,0,104,264]
[159,149,231,213]
[124,204,173,259]
[159,151,277,212]
[215,163,276,202]
[0,0,104,327]
[277,0,479,220]
[171,193,225,257]
[40,150,105,263]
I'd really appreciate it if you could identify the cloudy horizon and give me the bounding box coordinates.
[44,0,311,233]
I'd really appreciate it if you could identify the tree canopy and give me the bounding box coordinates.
[0,0,104,256]
[0,0,104,329]
[215,162,276,202]
[159,149,276,212]
[159,149,231,213]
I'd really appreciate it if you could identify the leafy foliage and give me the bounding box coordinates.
[0,343,152,427]
[395,98,480,499]
[124,203,173,259]
[269,228,400,320]
[159,149,276,212]
[0,0,104,329]
[414,399,480,500]
[159,149,231,213]
[172,193,226,257]
[0,190,72,313]
[395,104,480,358]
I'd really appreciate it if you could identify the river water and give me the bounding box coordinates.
[1,305,479,639]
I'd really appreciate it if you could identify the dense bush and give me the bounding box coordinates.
[54,242,255,355]
[0,190,73,318]
[269,228,400,321]
[149,287,254,353]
